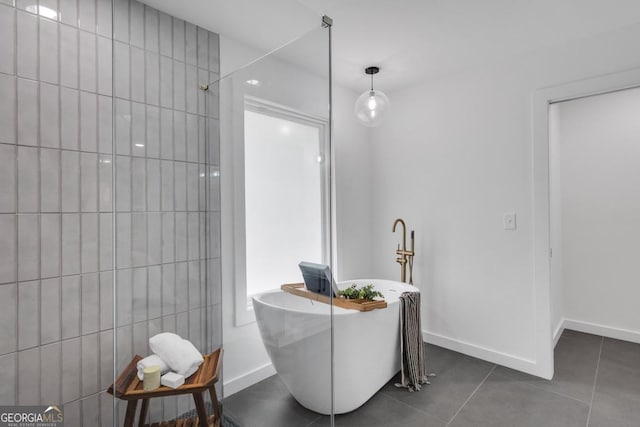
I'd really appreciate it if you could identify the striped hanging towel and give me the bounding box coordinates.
[395,291,435,392]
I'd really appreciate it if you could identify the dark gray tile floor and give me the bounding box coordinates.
[223,331,640,427]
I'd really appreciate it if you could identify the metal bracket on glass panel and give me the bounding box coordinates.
[322,15,333,27]
[199,84,209,91]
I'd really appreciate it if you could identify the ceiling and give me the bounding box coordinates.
[140,0,640,93]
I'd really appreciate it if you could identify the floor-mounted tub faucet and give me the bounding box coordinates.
[392,218,415,284]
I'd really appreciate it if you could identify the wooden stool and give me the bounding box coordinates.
[108,348,223,427]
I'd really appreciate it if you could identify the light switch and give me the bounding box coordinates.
[503,212,516,230]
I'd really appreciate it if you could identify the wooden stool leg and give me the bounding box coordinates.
[192,392,209,427]
[123,400,138,427]
[208,386,221,425]
[137,398,149,427]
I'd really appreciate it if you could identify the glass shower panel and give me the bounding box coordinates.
[112,1,222,424]
[212,23,334,426]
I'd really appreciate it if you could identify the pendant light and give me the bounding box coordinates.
[354,66,390,127]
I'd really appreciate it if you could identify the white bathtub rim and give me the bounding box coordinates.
[252,279,418,316]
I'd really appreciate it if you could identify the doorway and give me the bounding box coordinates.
[549,87,640,346]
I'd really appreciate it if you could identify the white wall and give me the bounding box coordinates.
[550,88,640,343]
[332,86,373,281]
[219,35,371,395]
[369,22,640,376]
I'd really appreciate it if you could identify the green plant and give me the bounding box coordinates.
[338,284,383,301]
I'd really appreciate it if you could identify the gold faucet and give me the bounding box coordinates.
[392,218,415,284]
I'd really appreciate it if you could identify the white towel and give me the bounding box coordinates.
[149,333,203,378]
[136,354,170,381]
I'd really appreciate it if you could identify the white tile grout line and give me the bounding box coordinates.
[446,365,496,427]
[585,336,604,427]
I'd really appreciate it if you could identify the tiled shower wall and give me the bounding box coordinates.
[0,0,221,425]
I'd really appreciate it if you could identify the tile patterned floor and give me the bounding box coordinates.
[222,331,640,427]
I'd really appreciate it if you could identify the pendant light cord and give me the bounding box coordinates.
[370,73,374,91]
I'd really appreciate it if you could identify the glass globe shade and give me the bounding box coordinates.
[354,89,390,127]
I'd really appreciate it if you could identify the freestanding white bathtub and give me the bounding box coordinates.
[253,279,417,414]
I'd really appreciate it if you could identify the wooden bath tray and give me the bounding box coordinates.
[281,283,387,311]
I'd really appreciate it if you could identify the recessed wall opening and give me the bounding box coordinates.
[549,86,640,346]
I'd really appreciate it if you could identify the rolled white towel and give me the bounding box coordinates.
[149,333,203,378]
[136,354,170,381]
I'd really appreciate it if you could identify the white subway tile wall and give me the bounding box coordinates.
[0,0,221,425]
[40,84,61,149]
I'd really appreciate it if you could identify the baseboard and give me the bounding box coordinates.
[223,362,276,398]
[223,332,552,396]
[422,330,540,376]
[553,319,565,348]
[563,319,640,344]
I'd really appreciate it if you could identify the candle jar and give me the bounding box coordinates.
[143,365,161,391]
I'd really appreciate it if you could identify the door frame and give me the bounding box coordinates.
[532,67,640,379]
